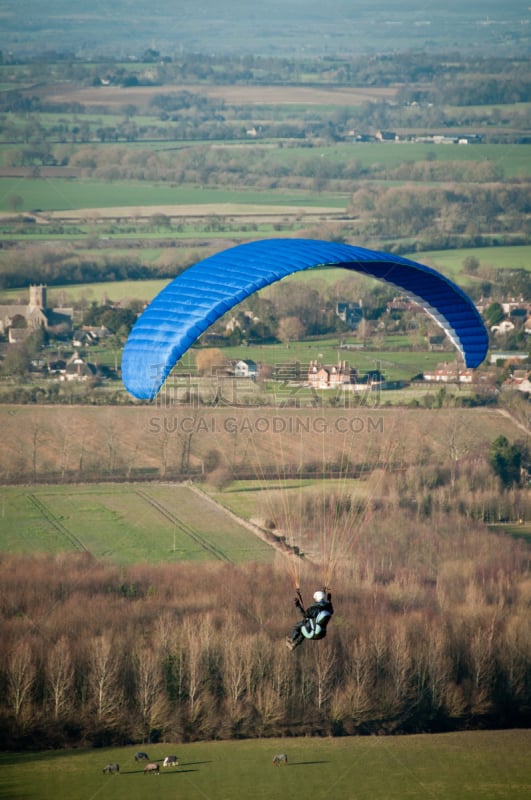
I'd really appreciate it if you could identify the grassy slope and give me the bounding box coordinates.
[1,731,530,800]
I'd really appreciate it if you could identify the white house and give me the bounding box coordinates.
[234,359,258,379]
[490,320,515,335]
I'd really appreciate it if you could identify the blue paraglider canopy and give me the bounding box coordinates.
[122,238,488,400]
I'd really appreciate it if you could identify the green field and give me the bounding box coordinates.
[414,245,531,282]
[0,484,274,565]
[1,731,530,800]
[257,141,531,178]
[0,178,348,213]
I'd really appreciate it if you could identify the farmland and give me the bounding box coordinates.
[0,39,529,768]
[0,483,274,564]
[1,731,531,800]
[1,403,529,569]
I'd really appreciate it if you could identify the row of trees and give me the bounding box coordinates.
[3,101,529,152]
[2,51,529,97]
[1,504,530,750]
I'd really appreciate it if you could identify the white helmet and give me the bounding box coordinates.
[313,590,326,603]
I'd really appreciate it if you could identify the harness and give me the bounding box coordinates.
[301,608,332,640]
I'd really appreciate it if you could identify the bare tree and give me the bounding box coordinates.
[87,635,124,727]
[254,683,284,736]
[195,348,228,377]
[6,640,36,723]
[446,414,473,488]
[57,418,73,480]
[29,417,47,482]
[310,644,336,711]
[221,624,249,715]
[468,620,496,714]
[103,414,118,475]
[46,636,75,720]
[183,619,209,724]
[389,621,413,702]
[277,316,305,348]
[423,626,453,712]
[133,646,170,742]
[342,634,374,726]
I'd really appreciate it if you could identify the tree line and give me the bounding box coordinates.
[2,50,529,96]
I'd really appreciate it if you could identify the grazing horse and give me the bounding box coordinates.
[272,753,288,766]
[144,762,160,775]
[134,751,149,762]
[163,755,179,767]
[102,763,119,774]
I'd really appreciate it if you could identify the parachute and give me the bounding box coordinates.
[122,238,488,400]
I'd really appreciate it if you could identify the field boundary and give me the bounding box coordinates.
[188,483,305,562]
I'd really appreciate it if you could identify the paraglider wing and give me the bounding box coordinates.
[122,239,488,400]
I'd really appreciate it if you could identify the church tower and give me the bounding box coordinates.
[29,284,47,309]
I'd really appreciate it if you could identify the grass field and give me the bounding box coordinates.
[1,731,530,800]
[0,484,274,565]
[414,245,531,282]
[0,178,348,213]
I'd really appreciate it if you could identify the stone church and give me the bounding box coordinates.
[0,284,74,342]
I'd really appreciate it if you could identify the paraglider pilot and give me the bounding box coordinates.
[286,590,334,650]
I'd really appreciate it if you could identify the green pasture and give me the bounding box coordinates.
[1,731,530,800]
[0,484,274,565]
[210,339,453,384]
[208,478,373,525]
[264,142,531,178]
[413,245,531,282]
[50,278,171,304]
[0,177,348,213]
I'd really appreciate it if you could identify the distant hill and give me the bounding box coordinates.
[2,1,529,58]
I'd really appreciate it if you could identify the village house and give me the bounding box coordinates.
[72,325,111,347]
[501,300,530,316]
[386,297,419,313]
[375,130,398,142]
[307,360,354,388]
[233,359,259,379]
[423,363,475,383]
[62,351,97,382]
[503,369,531,394]
[491,320,515,335]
